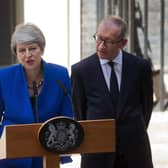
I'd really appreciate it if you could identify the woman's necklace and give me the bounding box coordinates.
[26,66,43,97]
[28,79,43,90]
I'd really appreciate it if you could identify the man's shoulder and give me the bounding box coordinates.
[72,53,98,70]
[123,51,151,65]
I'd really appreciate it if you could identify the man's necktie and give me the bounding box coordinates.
[108,61,119,111]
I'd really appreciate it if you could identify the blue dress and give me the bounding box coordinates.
[0,60,73,168]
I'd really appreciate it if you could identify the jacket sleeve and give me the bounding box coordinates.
[0,78,5,135]
[141,60,153,128]
[58,68,74,118]
[71,65,87,120]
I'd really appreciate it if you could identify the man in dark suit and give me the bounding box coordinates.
[71,15,153,168]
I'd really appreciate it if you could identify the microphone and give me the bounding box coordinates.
[32,81,38,96]
[0,111,5,127]
[56,80,72,104]
[32,81,39,122]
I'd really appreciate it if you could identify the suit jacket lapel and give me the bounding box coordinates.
[93,54,116,113]
[93,54,111,95]
[117,51,131,116]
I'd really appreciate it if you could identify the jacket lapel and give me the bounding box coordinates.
[117,52,131,117]
[93,54,111,95]
[93,54,116,112]
[18,65,35,122]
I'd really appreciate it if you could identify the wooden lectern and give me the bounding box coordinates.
[0,119,115,168]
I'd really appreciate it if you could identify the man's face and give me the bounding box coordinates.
[95,22,127,60]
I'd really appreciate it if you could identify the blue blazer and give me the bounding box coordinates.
[0,60,73,168]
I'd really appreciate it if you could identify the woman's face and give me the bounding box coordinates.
[16,43,43,71]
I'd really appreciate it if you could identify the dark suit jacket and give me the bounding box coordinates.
[71,51,153,168]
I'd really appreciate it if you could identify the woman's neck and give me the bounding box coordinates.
[26,65,43,87]
[26,67,43,96]
[27,70,42,82]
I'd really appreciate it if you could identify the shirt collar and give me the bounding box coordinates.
[99,50,123,65]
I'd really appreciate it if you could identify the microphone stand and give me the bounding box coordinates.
[0,111,5,128]
[32,81,39,123]
[56,80,72,104]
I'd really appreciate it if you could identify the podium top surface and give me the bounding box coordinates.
[0,118,115,159]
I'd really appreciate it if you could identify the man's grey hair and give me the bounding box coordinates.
[99,15,128,39]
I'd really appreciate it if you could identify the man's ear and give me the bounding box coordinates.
[120,38,128,49]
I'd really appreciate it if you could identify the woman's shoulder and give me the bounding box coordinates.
[0,64,20,76]
[43,61,69,81]
[72,53,97,70]
[45,62,68,73]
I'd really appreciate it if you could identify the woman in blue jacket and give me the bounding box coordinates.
[0,23,73,167]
